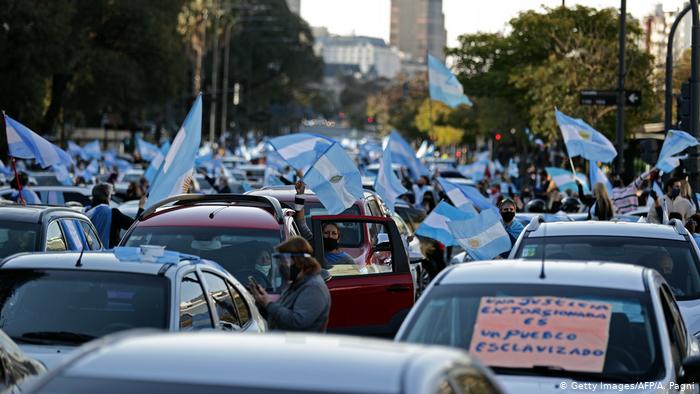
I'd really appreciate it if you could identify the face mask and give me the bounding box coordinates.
[255,264,271,276]
[289,264,301,281]
[323,237,338,252]
[501,211,515,223]
[670,188,681,199]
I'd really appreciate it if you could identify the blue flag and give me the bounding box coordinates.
[67,141,83,158]
[374,145,408,212]
[589,163,612,195]
[145,95,202,210]
[144,141,170,183]
[555,109,617,163]
[415,201,476,246]
[656,129,699,173]
[5,115,72,168]
[448,209,511,261]
[269,133,334,173]
[546,167,589,194]
[82,140,102,161]
[137,136,161,162]
[437,177,496,214]
[386,130,430,181]
[52,164,74,186]
[303,143,363,215]
[428,54,473,108]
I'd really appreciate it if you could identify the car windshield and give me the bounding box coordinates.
[0,269,168,345]
[516,236,700,300]
[401,284,662,383]
[0,222,40,258]
[124,227,281,290]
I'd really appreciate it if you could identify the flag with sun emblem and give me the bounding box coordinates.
[448,209,511,261]
[303,142,363,215]
[555,109,617,163]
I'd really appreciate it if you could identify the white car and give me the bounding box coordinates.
[23,332,505,394]
[509,219,700,337]
[397,260,700,393]
[0,247,266,368]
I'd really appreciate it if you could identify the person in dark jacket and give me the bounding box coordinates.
[249,236,331,332]
[86,183,144,248]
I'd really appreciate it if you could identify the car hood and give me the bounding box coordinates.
[499,375,666,394]
[679,298,700,336]
[18,344,75,370]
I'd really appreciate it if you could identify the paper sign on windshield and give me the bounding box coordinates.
[469,296,612,373]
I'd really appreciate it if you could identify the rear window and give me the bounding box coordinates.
[0,222,40,258]
[124,227,281,288]
[0,269,168,345]
[516,236,700,300]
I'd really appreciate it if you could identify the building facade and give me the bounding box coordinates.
[313,34,402,80]
[390,0,447,62]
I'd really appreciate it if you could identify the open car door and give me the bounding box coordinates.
[311,215,414,337]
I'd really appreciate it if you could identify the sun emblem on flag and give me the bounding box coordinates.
[468,239,480,248]
[330,175,343,184]
[578,131,591,140]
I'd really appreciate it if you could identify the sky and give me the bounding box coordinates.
[300,0,687,48]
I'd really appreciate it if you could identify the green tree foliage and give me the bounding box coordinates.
[447,6,657,142]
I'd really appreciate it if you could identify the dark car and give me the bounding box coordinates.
[0,203,102,259]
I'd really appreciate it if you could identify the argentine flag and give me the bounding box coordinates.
[269,133,334,173]
[144,141,170,183]
[5,115,72,168]
[655,129,699,173]
[82,140,102,161]
[428,54,473,108]
[374,145,408,212]
[385,130,430,181]
[448,209,511,261]
[67,141,83,159]
[303,143,363,215]
[555,109,617,163]
[137,137,161,162]
[145,95,202,210]
[546,167,589,194]
[589,163,612,195]
[437,177,496,214]
[415,201,476,246]
[52,164,74,186]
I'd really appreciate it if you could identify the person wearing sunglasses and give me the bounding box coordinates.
[248,236,331,332]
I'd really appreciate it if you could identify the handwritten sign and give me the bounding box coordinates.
[469,296,612,373]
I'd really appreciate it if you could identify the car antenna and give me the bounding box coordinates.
[539,218,546,279]
[75,244,86,268]
[209,203,233,219]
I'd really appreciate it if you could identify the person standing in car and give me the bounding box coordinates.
[86,183,145,248]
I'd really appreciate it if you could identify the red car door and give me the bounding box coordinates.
[311,215,414,337]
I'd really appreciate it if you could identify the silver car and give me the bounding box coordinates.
[0,248,266,368]
[23,332,504,394]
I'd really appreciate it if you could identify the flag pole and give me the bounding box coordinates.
[1,111,23,205]
[426,52,435,145]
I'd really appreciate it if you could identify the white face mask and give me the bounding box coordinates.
[255,264,271,276]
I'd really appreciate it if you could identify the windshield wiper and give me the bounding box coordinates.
[18,331,96,345]
[493,365,637,383]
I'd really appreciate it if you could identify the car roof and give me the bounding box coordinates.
[439,259,646,292]
[524,220,686,241]
[248,186,378,207]
[61,333,471,392]
[0,204,88,223]
[137,204,281,230]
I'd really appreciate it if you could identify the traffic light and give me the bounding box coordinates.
[677,80,691,132]
[495,133,502,141]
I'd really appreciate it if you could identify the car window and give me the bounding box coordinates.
[124,227,280,292]
[179,273,213,331]
[321,221,394,277]
[0,222,40,258]
[0,269,168,344]
[660,285,687,370]
[79,220,102,250]
[228,282,250,325]
[401,283,664,383]
[201,272,241,330]
[516,236,700,300]
[303,202,362,248]
[63,192,90,206]
[59,219,87,251]
[40,191,65,205]
[45,221,67,251]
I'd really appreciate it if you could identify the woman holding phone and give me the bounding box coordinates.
[248,236,331,332]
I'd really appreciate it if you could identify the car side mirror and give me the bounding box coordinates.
[679,355,700,383]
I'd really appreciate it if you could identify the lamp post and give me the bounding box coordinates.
[665,3,692,132]
[615,0,626,174]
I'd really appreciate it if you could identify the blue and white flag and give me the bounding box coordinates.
[428,54,473,108]
[546,167,589,194]
[263,167,284,187]
[359,140,383,163]
[415,201,476,246]
[5,115,72,168]
[303,143,363,215]
[386,130,430,181]
[507,159,519,179]
[52,164,73,186]
[269,133,334,173]
[0,161,12,177]
[655,129,699,173]
[589,163,612,195]
[145,95,202,210]
[448,209,511,261]
[144,141,170,183]
[555,109,617,163]
[137,137,161,162]
[437,177,496,214]
[82,140,102,161]
[458,162,487,181]
[374,145,408,212]
[265,143,288,171]
[415,141,434,159]
[67,141,83,158]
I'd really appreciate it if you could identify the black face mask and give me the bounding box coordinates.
[501,211,515,223]
[670,188,681,199]
[289,264,301,282]
[323,237,339,252]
